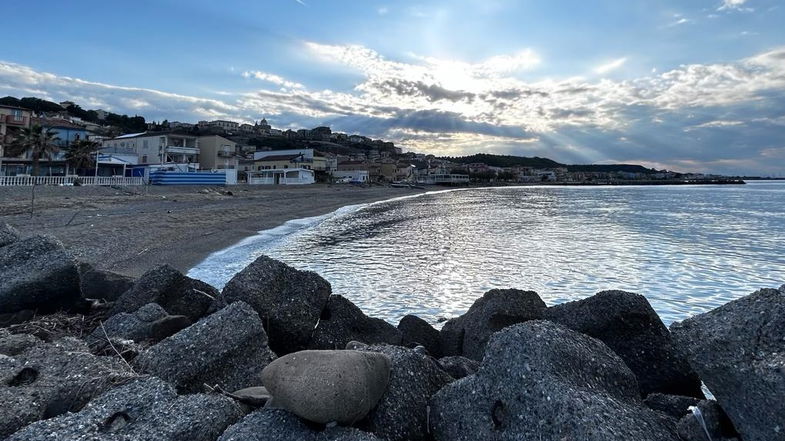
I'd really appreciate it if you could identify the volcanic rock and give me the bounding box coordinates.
[398,314,441,356]
[670,285,785,441]
[430,320,680,441]
[440,289,546,360]
[0,235,81,314]
[218,255,331,354]
[545,290,703,397]
[219,408,380,441]
[309,295,401,350]
[135,301,275,393]
[110,265,217,321]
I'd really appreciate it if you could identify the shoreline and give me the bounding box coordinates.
[0,184,425,277]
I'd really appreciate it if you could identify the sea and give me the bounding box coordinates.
[188,181,785,326]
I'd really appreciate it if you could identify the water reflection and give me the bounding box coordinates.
[189,182,785,326]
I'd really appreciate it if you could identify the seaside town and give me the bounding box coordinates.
[0,97,740,187]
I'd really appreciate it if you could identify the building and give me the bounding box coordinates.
[208,120,240,131]
[332,170,369,183]
[101,132,199,167]
[253,149,318,171]
[248,168,315,185]
[0,105,33,176]
[198,135,238,170]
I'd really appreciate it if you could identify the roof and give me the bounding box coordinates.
[0,104,32,111]
[32,117,87,130]
[256,154,303,162]
[111,131,197,140]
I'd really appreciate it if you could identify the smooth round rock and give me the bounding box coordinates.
[261,350,391,425]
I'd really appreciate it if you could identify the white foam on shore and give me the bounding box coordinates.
[186,189,450,289]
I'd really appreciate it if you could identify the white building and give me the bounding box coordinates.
[248,168,315,185]
[332,170,369,183]
[101,132,200,167]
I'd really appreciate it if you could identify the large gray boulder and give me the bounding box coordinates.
[110,264,217,321]
[430,321,680,441]
[218,255,331,354]
[310,295,401,350]
[0,337,136,438]
[79,264,136,301]
[545,290,703,397]
[358,344,453,441]
[261,350,390,425]
[86,302,191,350]
[6,376,244,441]
[219,408,380,441]
[0,223,20,247]
[670,285,785,441]
[0,235,81,314]
[398,314,441,356]
[440,289,546,360]
[135,301,276,393]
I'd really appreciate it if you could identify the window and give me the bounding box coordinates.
[142,155,148,163]
[143,140,149,149]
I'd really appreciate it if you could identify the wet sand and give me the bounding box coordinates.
[0,184,424,277]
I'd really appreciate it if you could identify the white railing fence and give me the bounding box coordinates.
[0,176,144,187]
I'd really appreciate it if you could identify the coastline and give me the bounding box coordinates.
[0,184,425,277]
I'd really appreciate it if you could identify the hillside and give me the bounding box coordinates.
[441,154,564,169]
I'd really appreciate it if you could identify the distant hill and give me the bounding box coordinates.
[441,153,564,169]
[567,164,658,174]
[440,153,660,174]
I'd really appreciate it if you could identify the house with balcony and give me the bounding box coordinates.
[252,149,317,171]
[101,132,200,169]
[198,135,238,170]
[0,104,33,175]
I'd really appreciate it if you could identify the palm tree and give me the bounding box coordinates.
[8,125,61,176]
[64,139,100,174]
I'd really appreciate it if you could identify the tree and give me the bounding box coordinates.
[7,125,61,176]
[64,139,100,173]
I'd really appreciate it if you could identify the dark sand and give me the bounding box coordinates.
[0,184,424,277]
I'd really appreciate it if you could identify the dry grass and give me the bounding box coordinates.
[7,309,110,342]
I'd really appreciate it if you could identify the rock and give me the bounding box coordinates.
[6,376,244,441]
[440,289,546,360]
[0,235,81,314]
[545,290,703,397]
[644,393,701,419]
[670,286,785,441]
[398,314,441,356]
[86,303,191,350]
[230,386,271,406]
[0,310,35,328]
[430,321,680,441]
[110,264,217,321]
[309,295,401,350]
[0,337,136,438]
[219,408,380,441]
[0,329,42,356]
[357,344,453,441]
[437,355,480,379]
[677,400,740,441]
[218,256,331,355]
[79,264,136,301]
[0,223,20,247]
[135,301,276,393]
[261,350,390,425]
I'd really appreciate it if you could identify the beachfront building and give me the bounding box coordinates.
[248,168,315,185]
[198,135,238,170]
[0,104,33,176]
[332,169,369,183]
[101,132,200,168]
[253,148,318,171]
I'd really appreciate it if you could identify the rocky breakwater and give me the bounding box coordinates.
[0,222,783,440]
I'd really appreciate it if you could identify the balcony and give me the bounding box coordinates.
[217,150,234,158]
[5,115,28,126]
[165,146,199,155]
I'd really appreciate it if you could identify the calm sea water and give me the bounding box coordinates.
[189,182,785,326]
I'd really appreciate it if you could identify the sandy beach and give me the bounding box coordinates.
[0,184,424,277]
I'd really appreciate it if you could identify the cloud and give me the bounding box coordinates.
[594,57,627,74]
[2,42,785,175]
[718,0,753,11]
[378,7,389,15]
[242,70,304,90]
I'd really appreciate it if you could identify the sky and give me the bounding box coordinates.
[1,0,784,175]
